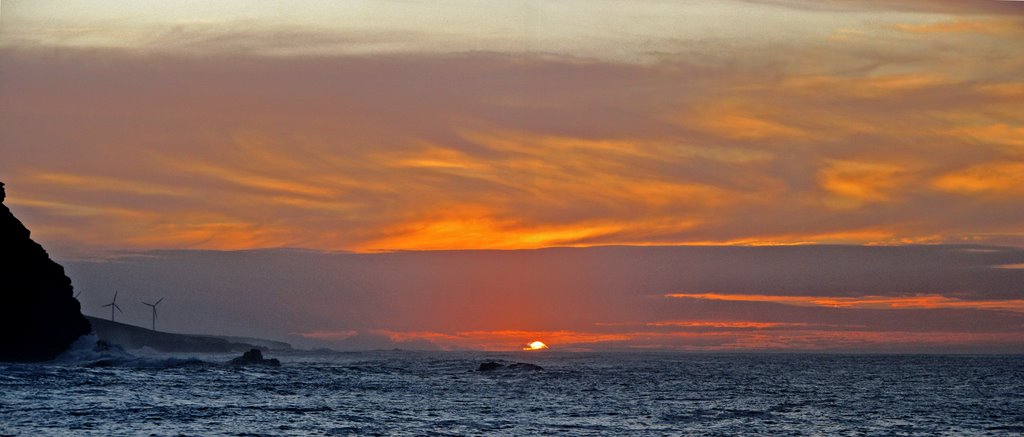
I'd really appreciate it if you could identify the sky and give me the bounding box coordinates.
[1,0,1023,351]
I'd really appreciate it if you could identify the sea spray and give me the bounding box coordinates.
[52,334,208,368]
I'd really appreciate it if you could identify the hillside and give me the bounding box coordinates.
[87,316,291,353]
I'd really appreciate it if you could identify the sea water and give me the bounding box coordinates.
[1,346,1022,436]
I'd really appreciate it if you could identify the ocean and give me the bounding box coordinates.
[1,343,1022,436]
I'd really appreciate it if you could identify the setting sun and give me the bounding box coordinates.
[524,341,549,351]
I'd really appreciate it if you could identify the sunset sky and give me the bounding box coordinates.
[2,0,1023,351]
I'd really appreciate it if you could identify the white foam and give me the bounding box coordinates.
[52,334,209,368]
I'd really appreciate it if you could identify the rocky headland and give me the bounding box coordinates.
[0,181,92,362]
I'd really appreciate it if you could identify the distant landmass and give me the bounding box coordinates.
[0,181,91,362]
[87,316,291,353]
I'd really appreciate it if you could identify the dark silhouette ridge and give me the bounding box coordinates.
[87,316,291,353]
[0,181,91,362]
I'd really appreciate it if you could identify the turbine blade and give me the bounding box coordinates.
[102,303,112,308]
[155,297,164,306]
[113,291,118,301]
[114,304,123,313]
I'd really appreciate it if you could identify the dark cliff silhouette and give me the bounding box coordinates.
[0,181,91,361]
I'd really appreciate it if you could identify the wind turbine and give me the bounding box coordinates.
[141,297,164,331]
[102,291,123,322]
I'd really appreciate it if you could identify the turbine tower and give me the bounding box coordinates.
[141,297,164,331]
[102,291,123,322]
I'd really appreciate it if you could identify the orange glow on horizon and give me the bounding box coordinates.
[292,328,1024,352]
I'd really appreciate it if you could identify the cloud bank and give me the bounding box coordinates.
[1,38,1022,253]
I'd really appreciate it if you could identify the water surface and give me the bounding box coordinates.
[1,351,1022,435]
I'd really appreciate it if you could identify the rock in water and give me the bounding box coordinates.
[477,361,543,372]
[478,361,503,371]
[507,362,544,371]
[229,348,281,367]
[0,182,91,362]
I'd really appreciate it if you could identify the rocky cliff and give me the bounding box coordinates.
[0,181,91,361]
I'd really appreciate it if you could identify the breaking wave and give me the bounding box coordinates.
[52,334,209,368]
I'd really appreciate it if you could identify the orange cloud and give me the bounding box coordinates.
[933,162,1024,195]
[597,320,816,330]
[783,73,953,98]
[819,160,908,206]
[128,220,296,250]
[948,123,1024,148]
[894,18,1024,35]
[355,205,630,251]
[5,197,152,220]
[176,160,338,198]
[689,104,807,140]
[721,331,1024,351]
[976,82,1024,99]
[28,172,189,197]
[645,321,811,329]
[383,143,488,171]
[665,293,1024,313]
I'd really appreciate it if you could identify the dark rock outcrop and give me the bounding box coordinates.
[0,182,91,362]
[229,348,281,367]
[477,361,543,372]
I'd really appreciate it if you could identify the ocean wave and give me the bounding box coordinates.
[52,334,210,368]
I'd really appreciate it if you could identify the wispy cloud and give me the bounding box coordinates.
[665,293,1024,313]
[894,17,1024,35]
[3,37,1023,251]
